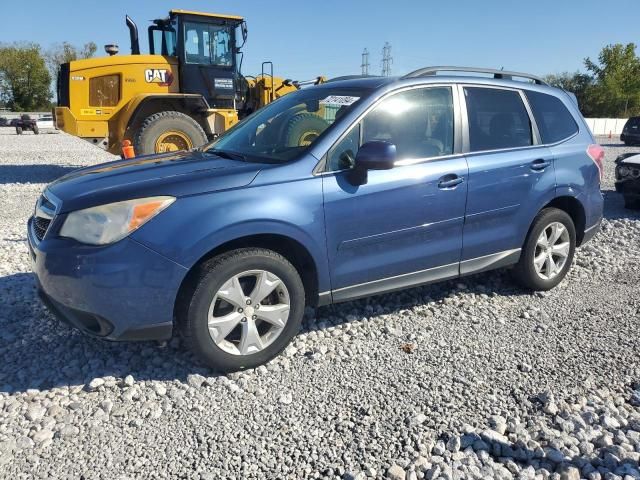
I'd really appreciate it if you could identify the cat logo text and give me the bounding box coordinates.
[144,69,174,86]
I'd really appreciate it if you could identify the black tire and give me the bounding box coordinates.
[624,197,640,210]
[512,208,576,291]
[16,127,22,135]
[283,113,328,147]
[33,125,39,135]
[181,248,305,372]
[133,111,208,155]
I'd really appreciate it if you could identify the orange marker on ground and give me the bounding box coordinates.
[122,140,135,159]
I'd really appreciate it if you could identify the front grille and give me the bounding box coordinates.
[32,191,58,243]
[32,216,51,241]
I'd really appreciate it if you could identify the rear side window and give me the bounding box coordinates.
[626,117,640,129]
[525,90,578,144]
[464,87,532,151]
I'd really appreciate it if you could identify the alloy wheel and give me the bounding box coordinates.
[533,222,571,280]
[207,270,290,356]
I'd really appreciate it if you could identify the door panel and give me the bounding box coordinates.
[460,86,556,261]
[462,147,554,260]
[179,20,236,107]
[322,85,468,297]
[323,157,468,292]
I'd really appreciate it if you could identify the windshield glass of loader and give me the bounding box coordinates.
[203,87,371,163]
[184,22,234,66]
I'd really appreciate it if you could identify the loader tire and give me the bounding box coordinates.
[284,113,328,147]
[33,125,39,135]
[134,111,208,155]
[16,127,22,135]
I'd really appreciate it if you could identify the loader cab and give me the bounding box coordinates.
[148,10,246,109]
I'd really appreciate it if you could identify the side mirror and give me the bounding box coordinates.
[348,141,397,185]
[241,21,248,44]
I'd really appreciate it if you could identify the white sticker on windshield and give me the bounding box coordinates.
[319,95,360,106]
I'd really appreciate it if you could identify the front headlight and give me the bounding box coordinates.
[60,196,175,245]
[618,166,632,178]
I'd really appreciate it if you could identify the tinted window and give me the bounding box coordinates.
[327,87,454,171]
[152,28,177,56]
[327,124,361,171]
[526,90,578,143]
[626,117,640,129]
[464,87,532,151]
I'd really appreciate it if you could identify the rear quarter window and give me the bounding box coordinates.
[525,90,578,144]
[625,117,640,128]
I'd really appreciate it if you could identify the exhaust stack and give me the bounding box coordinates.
[126,15,140,55]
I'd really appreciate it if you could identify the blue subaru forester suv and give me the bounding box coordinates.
[28,67,604,371]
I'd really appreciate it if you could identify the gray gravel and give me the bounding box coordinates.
[0,128,639,479]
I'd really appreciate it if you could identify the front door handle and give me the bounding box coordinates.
[530,159,552,171]
[438,174,464,189]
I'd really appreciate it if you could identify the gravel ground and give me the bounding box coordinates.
[0,128,639,480]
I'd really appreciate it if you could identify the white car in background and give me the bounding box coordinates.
[36,115,55,130]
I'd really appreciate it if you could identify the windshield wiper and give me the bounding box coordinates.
[204,149,246,161]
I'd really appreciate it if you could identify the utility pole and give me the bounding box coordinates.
[361,48,370,76]
[381,42,393,77]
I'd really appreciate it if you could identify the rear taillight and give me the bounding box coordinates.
[587,144,605,181]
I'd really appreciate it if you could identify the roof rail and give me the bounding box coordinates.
[326,74,381,83]
[402,66,547,85]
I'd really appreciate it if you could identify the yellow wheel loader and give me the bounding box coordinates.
[54,9,325,155]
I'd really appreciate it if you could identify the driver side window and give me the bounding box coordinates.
[327,124,360,171]
[326,86,454,171]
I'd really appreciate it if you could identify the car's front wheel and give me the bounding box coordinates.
[512,208,576,291]
[181,248,305,371]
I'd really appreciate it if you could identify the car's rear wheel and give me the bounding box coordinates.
[512,208,576,291]
[181,248,305,371]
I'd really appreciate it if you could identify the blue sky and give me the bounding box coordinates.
[2,0,639,80]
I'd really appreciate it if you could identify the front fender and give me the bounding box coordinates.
[131,174,330,292]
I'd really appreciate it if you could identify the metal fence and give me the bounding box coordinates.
[0,111,51,120]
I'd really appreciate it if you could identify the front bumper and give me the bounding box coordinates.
[28,219,188,341]
[621,132,640,144]
[615,178,640,198]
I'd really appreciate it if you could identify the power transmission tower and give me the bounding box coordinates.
[361,48,370,76]
[381,42,393,76]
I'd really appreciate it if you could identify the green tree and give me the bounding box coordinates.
[45,41,97,76]
[543,71,596,116]
[0,42,51,111]
[584,43,640,117]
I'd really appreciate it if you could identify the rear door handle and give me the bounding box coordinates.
[438,174,464,189]
[530,159,551,171]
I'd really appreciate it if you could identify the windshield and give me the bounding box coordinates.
[203,87,371,163]
[184,21,233,66]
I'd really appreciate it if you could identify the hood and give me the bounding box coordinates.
[621,154,640,166]
[48,150,262,213]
